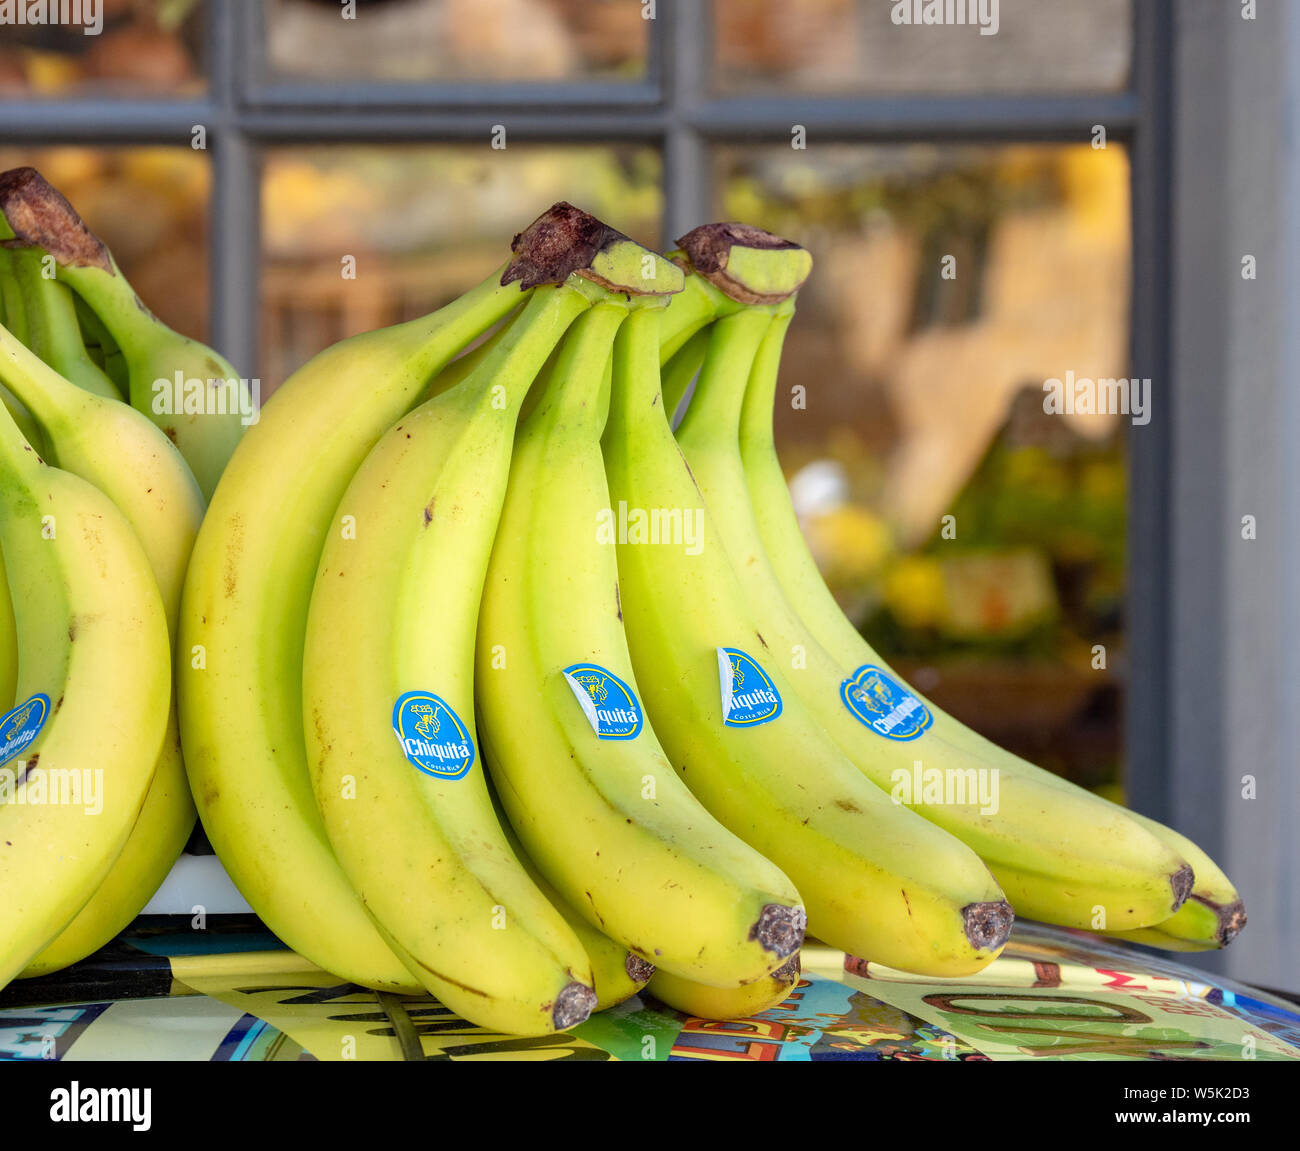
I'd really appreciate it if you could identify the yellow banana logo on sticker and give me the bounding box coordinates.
[574,674,608,704]
[412,704,440,739]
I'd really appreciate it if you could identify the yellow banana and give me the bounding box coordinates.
[180,244,533,994]
[648,954,802,1021]
[0,325,202,977]
[603,299,1012,978]
[668,224,1194,932]
[476,298,806,987]
[0,400,170,988]
[1102,811,1245,951]
[303,206,684,1033]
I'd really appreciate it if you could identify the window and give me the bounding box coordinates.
[0,0,1169,804]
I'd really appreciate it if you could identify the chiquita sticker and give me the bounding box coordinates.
[392,691,475,780]
[562,664,644,740]
[841,665,933,741]
[0,694,50,769]
[717,648,782,727]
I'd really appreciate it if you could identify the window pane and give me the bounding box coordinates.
[0,146,211,341]
[261,144,661,388]
[0,2,207,99]
[714,0,1132,94]
[264,0,648,85]
[715,143,1131,793]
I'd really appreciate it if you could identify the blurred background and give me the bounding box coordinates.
[4,1,1296,990]
[0,0,1136,800]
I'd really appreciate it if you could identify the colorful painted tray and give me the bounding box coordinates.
[2,918,1297,1061]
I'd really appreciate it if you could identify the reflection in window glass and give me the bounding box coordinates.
[716,143,1131,793]
[0,1,206,99]
[0,146,211,342]
[265,0,648,84]
[714,0,1132,94]
[261,144,661,387]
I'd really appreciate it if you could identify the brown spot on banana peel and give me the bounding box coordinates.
[0,166,114,273]
[1170,862,1195,911]
[676,221,810,304]
[625,954,655,984]
[771,953,802,987]
[748,903,806,959]
[963,900,1014,952]
[551,981,597,1030]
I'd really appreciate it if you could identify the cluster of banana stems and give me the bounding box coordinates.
[0,175,1244,1038]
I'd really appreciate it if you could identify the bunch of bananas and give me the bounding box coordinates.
[0,177,1245,1038]
[0,166,251,986]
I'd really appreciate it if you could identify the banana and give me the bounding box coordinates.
[648,954,802,1021]
[0,167,248,499]
[659,326,709,427]
[303,205,684,1034]
[668,224,1193,932]
[0,550,13,713]
[476,297,806,987]
[492,784,654,1011]
[603,298,1012,978]
[5,245,122,401]
[0,400,170,988]
[179,238,545,995]
[0,325,202,976]
[1102,812,1245,951]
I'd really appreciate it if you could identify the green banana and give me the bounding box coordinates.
[476,297,806,988]
[0,167,248,499]
[0,325,202,976]
[180,247,537,996]
[303,206,683,1034]
[0,398,170,988]
[5,245,121,400]
[603,298,1012,978]
[669,225,1193,932]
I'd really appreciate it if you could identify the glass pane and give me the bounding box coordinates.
[261,144,661,388]
[0,1,207,99]
[0,146,212,341]
[264,0,648,85]
[714,0,1132,94]
[715,143,1131,794]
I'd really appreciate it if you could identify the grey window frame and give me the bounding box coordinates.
[0,0,1175,816]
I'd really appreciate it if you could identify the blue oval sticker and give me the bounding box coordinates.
[717,648,782,727]
[392,691,475,780]
[0,694,50,769]
[841,665,933,741]
[562,664,644,740]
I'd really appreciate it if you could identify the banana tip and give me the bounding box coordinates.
[552,981,598,1030]
[963,900,1014,952]
[1215,899,1247,947]
[748,903,807,959]
[625,954,656,985]
[1170,863,1195,911]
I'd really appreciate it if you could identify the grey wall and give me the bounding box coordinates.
[1167,0,1300,991]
